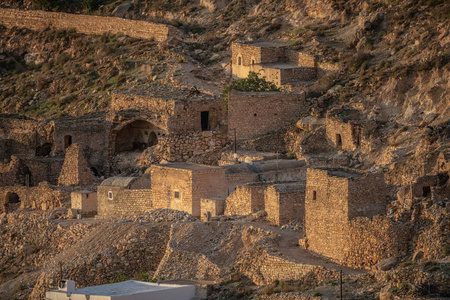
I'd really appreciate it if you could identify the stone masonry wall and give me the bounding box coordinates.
[0,156,20,186]
[97,186,152,215]
[344,215,412,268]
[58,144,96,186]
[265,183,305,226]
[151,165,193,214]
[145,131,228,163]
[0,182,67,213]
[228,91,308,141]
[0,8,177,42]
[325,117,358,151]
[192,168,227,217]
[347,173,386,219]
[224,184,265,216]
[111,93,176,116]
[304,168,350,262]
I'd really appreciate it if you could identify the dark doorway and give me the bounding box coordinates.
[201,111,210,131]
[90,167,100,177]
[148,132,158,147]
[5,192,20,212]
[64,135,72,149]
[336,134,342,148]
[35,143,53,157]
[422,186,431,197]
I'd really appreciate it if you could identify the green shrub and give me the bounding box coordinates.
[222,72,281,107]
[83,0,101,12]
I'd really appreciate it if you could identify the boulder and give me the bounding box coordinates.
[374,257,397,271]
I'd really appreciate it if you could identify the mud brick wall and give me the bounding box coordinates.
[228,91,307,141]
[0,8,177,42]
[58,144,96,187]
[0,182,67,213]
[265,183,305,226]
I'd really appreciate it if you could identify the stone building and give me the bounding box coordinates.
[227,91,308,141]
[200,197,225,218]
[325,108,376,151]
[304,167,386,262]
[151,163,227,218]
[231,41,318,86]
[97,176,152,216]
[265,183,306,226]
[71,191,97,217]
[58,144,96,186]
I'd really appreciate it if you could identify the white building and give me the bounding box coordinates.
[45,279,196,300]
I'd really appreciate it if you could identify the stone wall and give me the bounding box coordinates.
[224,183,267,216]
[265,183,305,226]
[344,215,412,268]
[97,186,152,216]
[285,49,317,67]
[0,8,178,42]
[58,144,96,186]
[304,168,386,262]
[228,91,308,141]
[0,156,21,187]
[71,191,97,215]
[151,164,227,217]
[325,117,359,151]
[145,131,228,163]
[200,197,225,217]
[24,158,64,186]
[112,93,224,134]
[0,182,67,213]
[52,114,111,172]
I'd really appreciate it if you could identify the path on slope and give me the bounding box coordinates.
[239,220,365,276]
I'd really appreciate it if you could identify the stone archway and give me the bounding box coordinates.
[4,192,20,212]
[113,119,164,154]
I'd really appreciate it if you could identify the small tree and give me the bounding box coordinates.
[222,72,281,107]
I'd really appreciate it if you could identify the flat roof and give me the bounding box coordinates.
[238,40,287,48]
[314,168,365,179]
[154,163,223,171]
[271,182,306,193]
[69,280,192,296]
[259,62,306,69]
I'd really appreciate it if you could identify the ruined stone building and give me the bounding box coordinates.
[227,91,308,141]
[304,167,386,262]
[325,108,376,152]
[231,41,318,86]
[71,191,97,217]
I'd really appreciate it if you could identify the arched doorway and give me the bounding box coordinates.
[35,143,53,157]
[4,192,20,212]
[114,120,163,154]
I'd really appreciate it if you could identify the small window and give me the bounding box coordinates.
[422,186,431,197]
[174,191,180,199]
[251,59,255,65]
[238,56,242,65]
[336,134,342,148]
[253,113,257,117]
[313,191,317,201]
[108,191,113,201]
[64,135,72,149]
[201,111,210,131]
